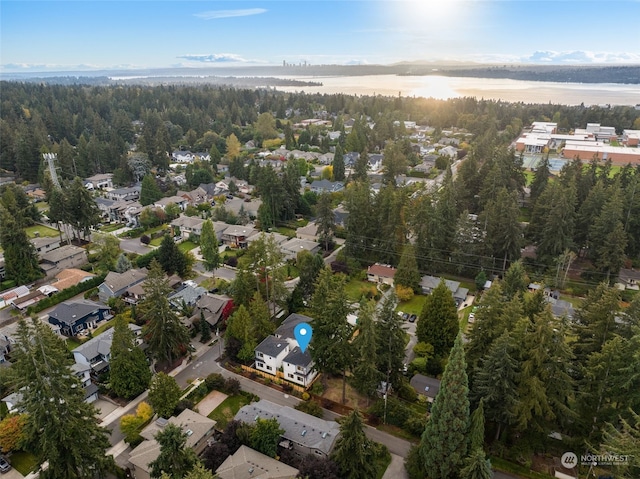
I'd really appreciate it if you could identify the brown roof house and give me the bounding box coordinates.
[367,263,397,286]
[128,409,216,479]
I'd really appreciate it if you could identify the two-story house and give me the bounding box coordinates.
[221,225,257,249]
[73,323,142,376]
[39,245,88,279]
[72,363,99,403]
[98,268,147,303]
[47,299,112,336]
[255,336,290,376]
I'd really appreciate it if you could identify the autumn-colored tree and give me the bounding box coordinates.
[0,414,27,453]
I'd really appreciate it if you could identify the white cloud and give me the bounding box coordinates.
[177,53,249,63]
[194,8,266,20]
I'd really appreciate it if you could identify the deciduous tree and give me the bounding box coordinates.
[148,373,181,419]
[200,219,221,272]
[110,315,152,399]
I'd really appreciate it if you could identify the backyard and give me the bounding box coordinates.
[396,294,427,316]
[25,224,60,238]
[207,392,254,429]
[344,278,378,302]
[8,451,38,475]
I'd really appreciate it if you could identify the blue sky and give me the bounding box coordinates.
[1,0,639,72]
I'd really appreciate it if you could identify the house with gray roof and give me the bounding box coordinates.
[420,275,468,307]
[30,236,62,257]
[255,336,291,376]
[221,225,257,249]
[216,445,299,479]
[47,299,112,336]
[282,346,316,388]
[309,179,344,193]
[190,293,234,328]
[129,409,216,479]
[274,313,313,341]
[40,245,88,279]
[98,268,147,303]
[410,374,441,403]
[280,238,320,260]
[73,323,142,376]
[106,186,140,201]
[168,284,207,309]
[235,400,340,459]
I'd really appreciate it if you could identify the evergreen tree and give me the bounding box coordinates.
[460,448,494,479]
[414,334,470,479]
[225,305,256,363]
[184,464,216,479]
[351,299,382,397]
[599,409,640,479]
[9,318,112,478]
[149,423,198,479]
[109,315,152,399]
[231,265,256,307]
[472,331,519,441]
[501,260,530,301]
[481,187,523,271]
[140,174,164,206]
[333,143,345,181]
[296,250,324,299]
[310,268,354,404]
[141,260,191,365]
[529,155,550,208]
[200,219,221,272]
[158,234,191,277]
[316,192,335,251]
[375,291,406,388]
[331,410,377,479]
[469,399,486,451]
[199,311,212,343]
[115,252,133,273]
[416,279,459,361]
[247,291,275,341]
[148,373,182,419]
[395,244,421,293]
[353,149,369,182]
[244,233,287,317]
[0,207,41,284]
[345,180,375,262]
[67,176,101,241]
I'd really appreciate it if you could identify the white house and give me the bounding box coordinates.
[254,336,291,376]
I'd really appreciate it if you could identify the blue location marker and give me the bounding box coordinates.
[294,322,313,353]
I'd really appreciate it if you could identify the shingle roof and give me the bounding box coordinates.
[235,400,339,456]
[410,374,441,399]
[283,346,313,368]
[40,245,86,264]
[216,445,299,479]
[274,313,313,341]
[73,324,141,362]
[255,336,289,358]
[48,300,109,326]
[367,263,397,279]
[102,269,147,295]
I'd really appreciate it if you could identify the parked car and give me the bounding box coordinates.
[408,314,417,323]
[0,456,11,473]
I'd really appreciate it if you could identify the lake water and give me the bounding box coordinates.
[274,74,640,106]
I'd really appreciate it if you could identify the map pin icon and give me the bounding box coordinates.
[294,322,313,353]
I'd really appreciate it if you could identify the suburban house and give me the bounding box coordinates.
[171,151,195,163]
[618,268,640,290]
[309,179,344,193]
[47,299,112,336]
[73,323,142,377]
[106,186,140,202]
[0,285,29,309]
[255,336,290,376]
[121,275,180,306]
[168,283,207,309]
[254,313,318,387]
[51,268,96,292]
[11,290,47,311]
[410,374,441,403]
[95,197,117,221]
[280,238,321,261]
[190,293,234,328]
[221,225,257,249]
[215,445,299,479]
[129,410,216,479]
[84,173,113,190]
[246,232,289,249]
[295,222,318,242]
[332,206,349,228]
[153,195,188,212]
[171,215,204,239]
[39,245,88,279]
[178,186,210,206]
[420,275,469,307]
[30,236,62,257]
[72,363,99,403]
[235,400,340,459]
[368,153,384,171]
[318,152,334,165]
[98,268,147,303]
[367,263,397,286]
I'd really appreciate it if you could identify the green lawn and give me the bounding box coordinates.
[66,336,85,351]
[150,236,163,246]
[344,278,377,302]
[178,241,198,252]
[274,226,296,238]
[9,451,38,475]
[396,294,427,316]
[25,224,60,238]
[208,393,253,429]
[100,223,124,233]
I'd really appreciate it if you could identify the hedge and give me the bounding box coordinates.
[27,273,107,314]
[135,249,160,269]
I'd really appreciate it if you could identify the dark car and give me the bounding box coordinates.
[408,314,417,323]
[0,456,11,473]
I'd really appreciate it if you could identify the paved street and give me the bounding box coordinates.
[119,237,154,255]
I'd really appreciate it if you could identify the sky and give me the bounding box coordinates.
[1,0,639,73]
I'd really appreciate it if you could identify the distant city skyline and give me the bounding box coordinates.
[1,0,639,73]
